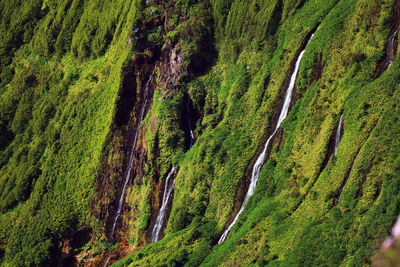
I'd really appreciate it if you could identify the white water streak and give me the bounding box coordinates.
[387,25,400,69]
[150,96,196,243]
[385,5,400,70]
[334,115,343,155]
[151,167,176,243]
[110,71,154,238]
[186,96,195,149]
[218,34,314,244]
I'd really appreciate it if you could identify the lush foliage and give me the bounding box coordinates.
[0,0,145,265]
[1,0,400,266]
[118,0,400,266]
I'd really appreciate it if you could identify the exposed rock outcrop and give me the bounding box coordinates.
[159,42,187,92]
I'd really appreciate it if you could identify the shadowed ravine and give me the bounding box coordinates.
[218,32,316,244]
[109,71,155,239]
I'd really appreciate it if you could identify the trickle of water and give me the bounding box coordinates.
[151,167,176,243]
[186,95,195,149]
[334,115,343,155]
[386,25,400,69]
[218,33,315,244]
[150,95,196,243]
[110,71,154,239]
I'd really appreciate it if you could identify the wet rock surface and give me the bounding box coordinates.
[375,0,400,77]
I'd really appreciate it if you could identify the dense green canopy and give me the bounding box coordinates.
[0,0,400,266]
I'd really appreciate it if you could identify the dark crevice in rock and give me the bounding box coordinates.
[182,93,196,150]
[114,61,138,128]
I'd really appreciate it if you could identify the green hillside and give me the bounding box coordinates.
[0,0,400,266]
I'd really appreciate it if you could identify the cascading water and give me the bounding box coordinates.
[150,96,196,243]
[218,33,315,244]
[382,0,400,71]
[334,115,343,154]
[374,1,400,77]
[186,95,195,149]
[151,167,176,243]
[385,25,400,70]
[337,150,360,204]
[109,71,154,239]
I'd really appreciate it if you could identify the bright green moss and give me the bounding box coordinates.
[1,0,400,266]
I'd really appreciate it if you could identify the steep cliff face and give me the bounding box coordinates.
[1,0,400,266]
[90,11,191,265]
[113,0,400,266]
[93,51,158,240]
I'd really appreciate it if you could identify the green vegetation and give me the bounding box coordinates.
[1,0,400,266]
[116,0,400,265]
[0,0,145,265]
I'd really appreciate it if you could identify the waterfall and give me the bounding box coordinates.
[386,25,400,69]
[218,33,315,244]
[150,95,196,243]
[383,0,400,71]
[109,71,154,239]
[151,167,176,243]
[334,115,343,154]
[337,150,360,204]
[186,95,195,149]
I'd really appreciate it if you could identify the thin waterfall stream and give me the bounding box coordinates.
[186,95,195,149]
[109,71,154,239]
[385,23,400,70]
[334,115,343,155]
[151,96,196,243]
[218,33,315,244]
[377,0,400,74]
[151,167,176,242]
